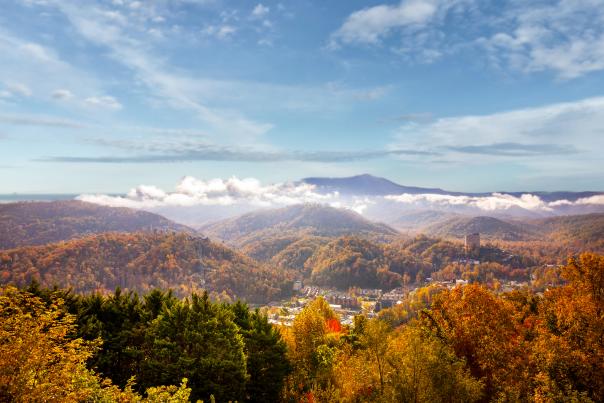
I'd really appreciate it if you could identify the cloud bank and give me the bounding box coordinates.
[78,176,604,218]
[385,193,552,212]
[77,176,338,209]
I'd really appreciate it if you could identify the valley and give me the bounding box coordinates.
[1,175,603,402]
[2,185,602,305]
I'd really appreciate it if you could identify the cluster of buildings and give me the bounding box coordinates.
[266,285,412,326]
[264,232,544,326]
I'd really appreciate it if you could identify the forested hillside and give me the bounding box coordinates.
[307,237,395,289]
[408,212,604,250]
[424,215,536,241]
[0,200,193,249]
[201,204,398,247]
[534,213,604,245]
[300,236,464,289]
[391,209,461,232]
[269,236,330,270]
[0,231,293,303]
[2,253,603,402]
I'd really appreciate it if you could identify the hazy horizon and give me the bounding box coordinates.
[1,172,603,197]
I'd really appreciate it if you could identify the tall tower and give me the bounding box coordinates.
[465,233,480,253]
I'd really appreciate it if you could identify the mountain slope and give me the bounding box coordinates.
[533,213,604,244]
[423,216,537,241]
[301,174,451,196]
[301,174,603,202]
[391,210,463,232]
[269,236,330,271]
[420,213,604,245]
[304,236,449,290]
[0,200,193,249]
[0,231,293,303]
[201,204,398,247]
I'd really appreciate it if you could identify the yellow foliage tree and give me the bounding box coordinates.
[0,286,100,402]
[424,284,529,400]
[283,297,341,400]
[0,286,193,403]
[532,253,604,401]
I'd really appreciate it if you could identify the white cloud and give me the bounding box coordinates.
[332,0,604,78]
[3,1,392,143]
[391,96,604,175]
[386,191,604,212]
[385,192,553,211]
[479,1,604,79]
[257,38,273,47]
[0,29,102,103]
[46,1,273,141]
[85,95,123,110]
[325,82,390,102]
[51,89,75,100]
[104,10,129,25]
[0,113,86,128]
[5,82,33,97]
[251,4,269,19]
[575,195,604,206]
[330,0,440,46]
[78,175,338,209]
[202,24,236,40]
[78,176,604,218]
[19,42,56,62]
[404,96,604,144]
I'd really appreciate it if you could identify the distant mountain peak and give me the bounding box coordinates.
[301,175,604,203]
[301,174,449,196]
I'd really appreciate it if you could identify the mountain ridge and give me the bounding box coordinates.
[301,174,604,201]
[0,200,194,249]
[0,231,293,303]
[201,203,398,247]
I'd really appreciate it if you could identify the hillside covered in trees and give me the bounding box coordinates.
[201,204,398,247]
[2,253,603,402]
[0,231,294,303]
[534,213,604,245]
[0,201,193,249]
[305,237,430,289]
[411,212,604,247]
[424,215,537,241]
[2,200,601,296]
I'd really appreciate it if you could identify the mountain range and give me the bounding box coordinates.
[301,174,603,201]
[1,197,603,299]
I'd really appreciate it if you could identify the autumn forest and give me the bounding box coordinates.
[0,200,602,402]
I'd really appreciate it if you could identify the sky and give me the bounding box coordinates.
[1,0,603,194]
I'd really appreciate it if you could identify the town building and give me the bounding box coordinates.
[465,232,480,252]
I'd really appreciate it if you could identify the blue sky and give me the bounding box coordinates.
[1,0,603,193]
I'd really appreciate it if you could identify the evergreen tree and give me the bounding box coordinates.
[140,292,247,402]
[231,301,292,402]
